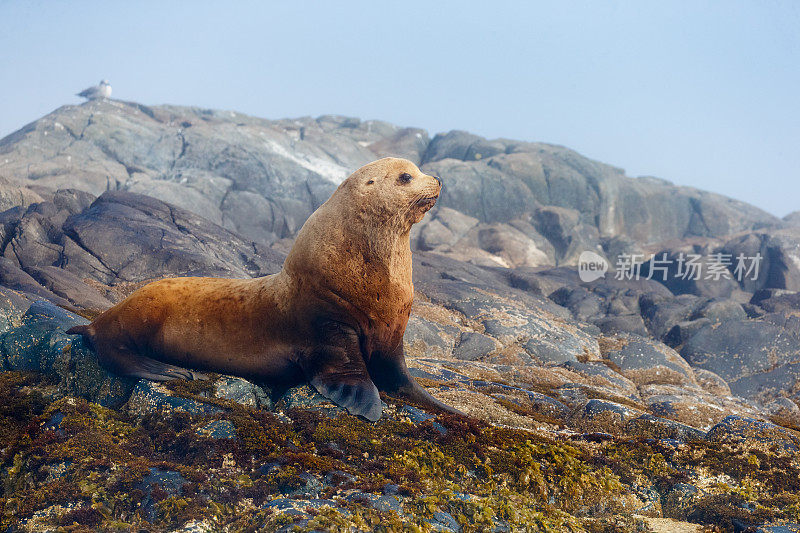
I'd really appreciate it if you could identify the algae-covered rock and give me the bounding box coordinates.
[570,398,645,433]
[704,415,800,454]
[625,413,705,441]
[137,467,187,521]
[214,376,272,409]
[0,297,135,407]
[662,483,703,520]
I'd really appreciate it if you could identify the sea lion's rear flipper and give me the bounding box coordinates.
[97,344,207,382]
[304,347,382,422]
[123,355,209,382]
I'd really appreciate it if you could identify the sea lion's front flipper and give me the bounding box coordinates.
[368,345,465,417]
[304,346,382,422]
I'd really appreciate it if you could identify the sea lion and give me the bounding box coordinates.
[67,157,457,421]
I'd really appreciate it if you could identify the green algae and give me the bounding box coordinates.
[1,371,798,532]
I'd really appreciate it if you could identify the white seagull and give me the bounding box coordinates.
[77,80,112,100]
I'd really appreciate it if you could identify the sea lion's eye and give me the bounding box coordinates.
[398,173,413,184]
[323,322,340,333]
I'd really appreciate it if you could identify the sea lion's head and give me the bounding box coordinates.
[341,157,442,228]
[286,157,442,284]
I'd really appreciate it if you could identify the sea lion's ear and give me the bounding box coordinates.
[311,372,382,422]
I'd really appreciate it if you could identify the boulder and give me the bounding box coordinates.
[638,243,739,298]
[705,415,800,454]
[625,414,705,441]
[680,320,800,396]
[0,298,134,407]
[639,293,701,339]
[62,191,285,283]
[569,398,644,433]
[751,289,800,313]
[692,368,731,397]
[531,205,601,265]
[599,334,696,386]
[722,229,800,292]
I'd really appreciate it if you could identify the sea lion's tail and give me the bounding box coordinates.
[66,324,94,338]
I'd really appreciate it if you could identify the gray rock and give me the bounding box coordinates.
[0,257,71,307]
[421,158,535,224]
[214,376,272,409]
[368,126,430,164]
[63,191,284,283]
[428,510,461,532]
[751,289,800,313]
[692,368,731,397]
[600,334,696,386]
[593,314,650,336]
[765,397,800,426]
[549,285,602,321]
[469,379,571,421]
[452,331,497,361]
[403,315,458,359]
[0,286,34,331]
[639,245,740,298]
[663,318,711,348]
[423,130,506,164]
[473,223,553,268]
[639,293,701,339]
[680,320,800,393]
[26,265,112,310]
[532,205,601,265]
[559,360,639,396]
[690,298,746,323]
[731,360,800,403]
[1,100,781,262]
[722,230,800,292]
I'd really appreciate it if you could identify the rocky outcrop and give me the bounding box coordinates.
[0,100,781,268]
[2,100,800,532]
[0,189,284,311]
[0,101,798,408]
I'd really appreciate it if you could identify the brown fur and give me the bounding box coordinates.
[67,158,457,421]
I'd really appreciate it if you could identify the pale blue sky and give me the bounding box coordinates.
[1,1,798,215]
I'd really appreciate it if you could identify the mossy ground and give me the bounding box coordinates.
[1,371,798,532]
